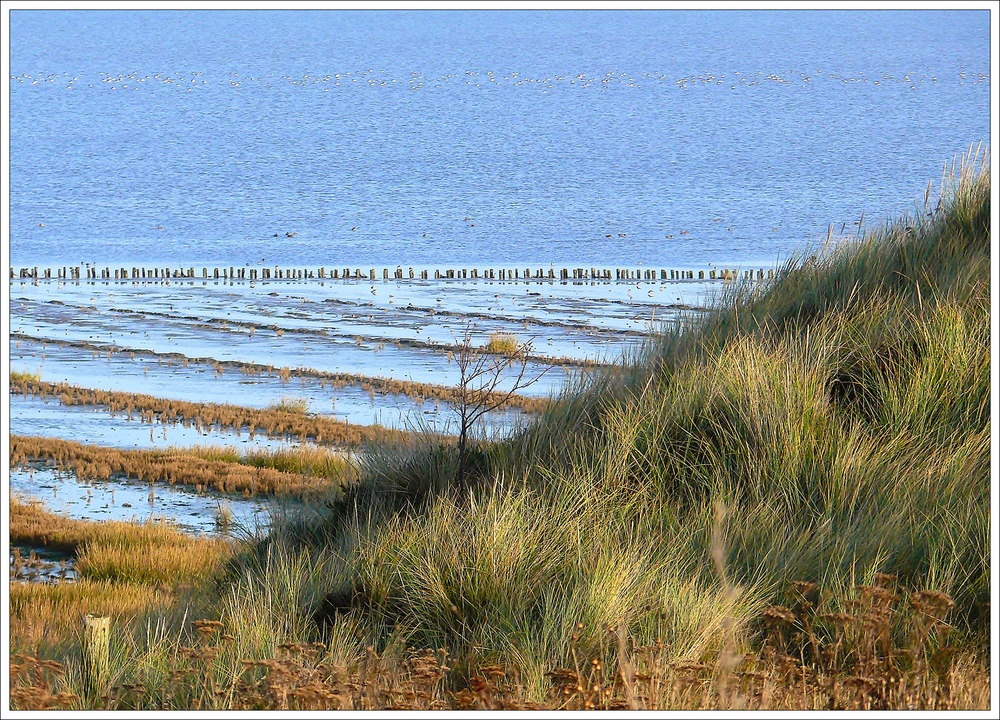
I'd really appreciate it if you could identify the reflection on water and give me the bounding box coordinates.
[10,465,280,538]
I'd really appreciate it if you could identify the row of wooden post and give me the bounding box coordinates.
[11,265,777,283]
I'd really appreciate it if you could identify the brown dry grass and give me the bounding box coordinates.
[10,435,349,498]
[9,589,989,710]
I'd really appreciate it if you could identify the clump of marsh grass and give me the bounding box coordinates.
[10,378,411,446]
[215,500,233,532]
[10,368,42,383]
[10,495,231,585]
[267,396,309,415]
[485,332,521,357]
[9,340,550,412]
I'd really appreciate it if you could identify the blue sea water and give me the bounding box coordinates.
[8,9,990,268]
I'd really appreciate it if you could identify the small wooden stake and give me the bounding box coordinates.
[83,614,111,696]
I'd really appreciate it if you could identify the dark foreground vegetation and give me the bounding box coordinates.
[9,152,991,710]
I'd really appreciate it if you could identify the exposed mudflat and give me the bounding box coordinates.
[10,275,716,539]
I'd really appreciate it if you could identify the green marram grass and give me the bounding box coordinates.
[235,150,990,694]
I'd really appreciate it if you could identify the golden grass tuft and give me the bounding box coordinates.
[266,396,310,414]
[485,332,521,357]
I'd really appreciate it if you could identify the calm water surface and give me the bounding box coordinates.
[9,9,990,267]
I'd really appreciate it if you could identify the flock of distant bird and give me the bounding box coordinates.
[9,67,988,93]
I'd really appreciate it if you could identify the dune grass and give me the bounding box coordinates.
[9,150,991,710]
[228,150,991,701]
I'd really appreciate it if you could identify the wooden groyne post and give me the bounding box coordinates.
[11,264,780,285]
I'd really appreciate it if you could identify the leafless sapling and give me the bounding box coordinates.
[451,323,548,488]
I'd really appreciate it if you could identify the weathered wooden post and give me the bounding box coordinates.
[83,614,111,696]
